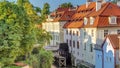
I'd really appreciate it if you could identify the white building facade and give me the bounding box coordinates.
[63,0,120,67]
[95,35,120,68]
[42,7,75,46]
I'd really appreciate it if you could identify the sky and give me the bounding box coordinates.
[8,0,86,11]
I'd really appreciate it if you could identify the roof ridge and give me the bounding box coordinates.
[99,3,110,16]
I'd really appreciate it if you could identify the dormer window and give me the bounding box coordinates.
[84,17,88,25]
[90,17,94,25]
[109,16,117,24]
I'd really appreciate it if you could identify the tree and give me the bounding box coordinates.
[0,1,29,66]
[41,3,50,22]
[0,0,53,67]
[60,2,73,8]
[29,49,54,68]
[34,7,41,13]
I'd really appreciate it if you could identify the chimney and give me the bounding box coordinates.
[86,0,92,8]
[117,0,120,7]
[96,0,102,11]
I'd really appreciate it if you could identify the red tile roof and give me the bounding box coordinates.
[63,21,83,28]
[60,10,76,21]
[84,16,120,28]
[104,34,120,49]
[50,7,76,22]
[64,2,120,28]
[64,2,96,28]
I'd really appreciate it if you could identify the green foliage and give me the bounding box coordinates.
[60,2,73,8]
[0,1,28,66]
[34,7,41,13]
[41,3,50,16]
[0,0,53,68]
[29,49,54,68]
[41,3,50,22]
[35,28,52,46]
[4,65,21,68]
[38,49,53,68]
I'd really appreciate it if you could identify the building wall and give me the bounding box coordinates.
[63,27,120,66]
[95,50,102,68]
[116,50,119,65]
[59,21,67,43]
[103,38,114,68]
[97,27,120,45]
[64,28,71,53]
[82,28,97,65]
[64,28,81,66]
[42,21,60,46]
[81,27,119,66]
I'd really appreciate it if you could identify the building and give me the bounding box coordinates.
[63,0,120,67]
[95,34,120,68]
[42,7,76,46]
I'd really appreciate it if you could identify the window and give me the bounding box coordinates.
[77,31,79,36]
[66,39,68,44]
[91,30,94,37]
[84,17,88,25]
[117,30,120,34]
[69,30,72,35]
[73,41,75,48]
[98,55,99,59]
[77,41,79,49]
[110,57,112,62]
[104,30,108,37]
[90,17,94,25]
[90,44,93,52]
[66,30,68,34]
[84,43,86,50]
[73,31,75,35]
[109,16,117,24]
[70,40,71,46]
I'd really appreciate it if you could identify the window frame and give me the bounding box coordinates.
[117,30,120,34]
[84,17,88,25]
[109,16,117,24]
[66,30,68,35]
[90,44,93,52]
[69,30,72,35]
[91,30,94,37]
[90,17,94,25]
[104,30,108,37]
[77,41,79,49]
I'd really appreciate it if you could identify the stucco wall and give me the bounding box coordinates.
[95,50,102,68]
[97,27,120,45]
[103,38,114,68]
[81,28,97,65]
[42,22,60,46]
